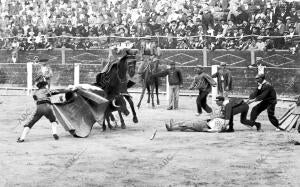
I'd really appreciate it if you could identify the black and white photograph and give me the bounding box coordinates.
[1,0,300,186]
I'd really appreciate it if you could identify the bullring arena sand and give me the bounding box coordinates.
[1,93,300,187]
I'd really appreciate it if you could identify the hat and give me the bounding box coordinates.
[169,61,175,65]
[39,59,49,63]
[256,57,263,61]
[170,20,177,24]
[220,62,227,66]
[255,73,265,79]
[215,96,225,102]
[34,56,39,60]
[195,65,203,69]
[286,16,291,20]
[250,20,255,24]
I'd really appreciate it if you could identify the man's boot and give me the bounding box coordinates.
[254,122,262,131]
[17,127,30,143]
[51,122,59,140]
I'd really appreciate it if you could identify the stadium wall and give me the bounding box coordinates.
[0,49,299,98]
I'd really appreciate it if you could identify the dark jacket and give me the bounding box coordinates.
[223,98,245,120]
[153,68,183,85]
[211,69,232,92]
[189,72,216,92]
[249,81,277,104]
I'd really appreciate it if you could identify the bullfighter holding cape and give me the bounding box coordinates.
[17,76,109,142]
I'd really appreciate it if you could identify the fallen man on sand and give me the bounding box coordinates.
[165,118,228,133]
[165,96,258,133]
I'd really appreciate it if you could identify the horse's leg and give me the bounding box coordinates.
[118,110,126,129]
[137,84,146,109]
[151,84,155,108]
[147,83,151,104]
[155,78,160,105]
[125,95,138,123]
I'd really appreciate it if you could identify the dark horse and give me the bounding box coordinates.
[116,49,139,123]
[95,48,139,129]
[137,57,160,108]
[95,58,128,129]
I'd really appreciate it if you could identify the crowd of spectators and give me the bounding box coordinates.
[0,0,300,51]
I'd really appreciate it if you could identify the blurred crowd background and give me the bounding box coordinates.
[0,0,300,51]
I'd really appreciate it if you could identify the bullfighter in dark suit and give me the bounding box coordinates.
[247,74,284,131]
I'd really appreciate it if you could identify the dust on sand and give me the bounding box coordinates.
[0,94,300,187]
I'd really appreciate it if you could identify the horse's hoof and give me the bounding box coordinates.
[121,125,126,129]
[133,116,138,123]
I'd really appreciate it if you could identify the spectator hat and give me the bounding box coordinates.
[250,20,255,24]
[169,61,175,65]
[215,96,225,101]
[34,56,39,60]
[171,20,177,24]
[286,16,291,20]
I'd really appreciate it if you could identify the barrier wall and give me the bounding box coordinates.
[1,49,300,98]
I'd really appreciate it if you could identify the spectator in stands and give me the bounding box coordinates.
[7,50,20,63]
[0,0,299,50]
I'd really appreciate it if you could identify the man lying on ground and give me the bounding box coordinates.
[165,96,256,133]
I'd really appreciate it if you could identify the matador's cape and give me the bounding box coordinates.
[52,84,108,137]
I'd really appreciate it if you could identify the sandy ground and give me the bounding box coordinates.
[0,93,300,187]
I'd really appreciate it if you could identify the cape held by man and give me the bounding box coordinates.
[52,84,109,138]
